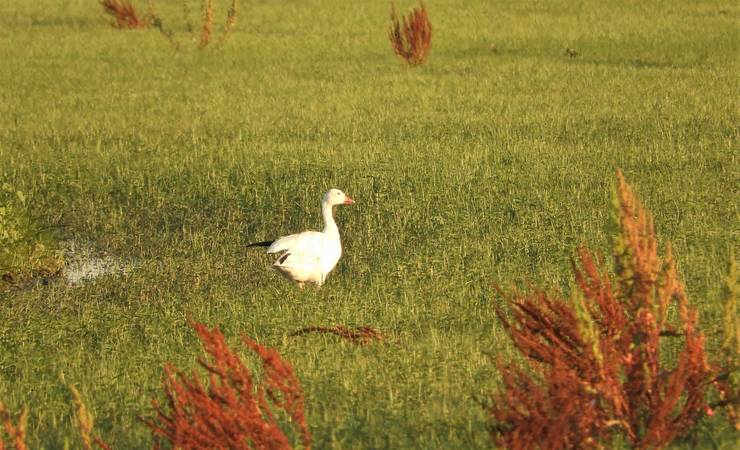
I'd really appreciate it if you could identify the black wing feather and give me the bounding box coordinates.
[246,240,274,248]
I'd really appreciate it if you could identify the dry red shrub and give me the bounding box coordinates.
[486,170,722,449]
[221,0,238,44]
[199,0,214,48]
[0,402,27,450]
[389,2,432,65]
[70,386,112,450]
[100,0,148,29]
[144,320,311,450]
[715,255,739,430]
[290,325,383,345]
[151,0,237,50]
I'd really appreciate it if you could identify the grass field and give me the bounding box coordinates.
[0,0,738,447]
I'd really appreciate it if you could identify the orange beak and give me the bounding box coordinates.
[344,196,355,205]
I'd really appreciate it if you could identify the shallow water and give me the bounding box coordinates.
[61,241,132,285]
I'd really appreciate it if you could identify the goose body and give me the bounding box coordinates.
[249,189,354,288]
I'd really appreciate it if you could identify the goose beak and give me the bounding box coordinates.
[344,197,355,205]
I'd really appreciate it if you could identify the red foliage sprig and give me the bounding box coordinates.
[290,325,383,345]
[486,170,717,449]
[0,402,27,450]
[70,386,112,450]
[144,320,311,450]
[389,2,432,65]
[100,0,148,29]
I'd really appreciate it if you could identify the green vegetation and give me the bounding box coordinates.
[0,178,62,290]
[0,0,737,447]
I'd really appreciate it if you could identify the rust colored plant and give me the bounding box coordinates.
[290,325,383,345]
[220,0,238,44]
[389,2,432,65]
[155,0,237,50]
[199,0,214,48]
[70,386,112,450]
[199,0,237,48]
[485,170,722,449]
[144,320,311,450]
[715,254,739,430]
[100,0,148,29]
[0,402,27,450]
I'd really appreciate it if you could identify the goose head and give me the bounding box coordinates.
[323,188,355,206]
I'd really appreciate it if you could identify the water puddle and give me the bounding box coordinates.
[61,241,133,285]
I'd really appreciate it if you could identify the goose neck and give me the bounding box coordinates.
[321,201,339,237]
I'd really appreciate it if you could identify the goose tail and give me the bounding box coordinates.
[247,240,274,248]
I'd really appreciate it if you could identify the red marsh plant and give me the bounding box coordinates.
[100,0,149,29]
[0,402,27,450]
[198,0,215,48]
[715,254,739,430]
[70,386,112,450]
[290,325,383,345]
[485,170,735,449]
[196,0,237,48]
[144,320,311,450]
[1,389,112,450]
[155,0,237,50]
[389,2,432,65]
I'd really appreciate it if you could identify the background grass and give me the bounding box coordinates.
[0,0,738,447]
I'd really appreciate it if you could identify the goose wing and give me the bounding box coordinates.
[267,231,329,256]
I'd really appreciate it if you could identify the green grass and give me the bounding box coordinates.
[0,0,738,447]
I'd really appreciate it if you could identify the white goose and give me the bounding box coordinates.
[248,189,355,288]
